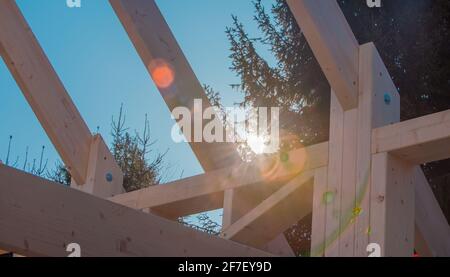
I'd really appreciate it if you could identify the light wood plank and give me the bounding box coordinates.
[262,235,295,257]
[287,0,359,110]
[110,142,329,218]
[338,108,358,256]
[221,170,314,248]
[0,165,270,257]
[0,0,91,184]
[324,92,344,256]
[109,0,280,250]
[109,0,240,170]
[72,135,124,198]
[372,109,450,164]
[414,225,432,257]
[370,153,415,257]
[354,42,400,256]
[413,167,450,256]
[310,167,328,257]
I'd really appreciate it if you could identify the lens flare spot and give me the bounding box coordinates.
[323,191,335,204]
[149,59,175,89]
[280,152,289,163]
[353,206,362,217]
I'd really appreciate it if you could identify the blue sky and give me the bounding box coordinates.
[0,0,275,182]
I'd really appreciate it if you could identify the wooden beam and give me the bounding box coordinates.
[372,109,450,164]
[221,142,327,237]
[0,165,270,257]
[110,142,329,218]
[71,135,124,198]
[353,42,400,257]
[109,0,240,170]
[221,170,314,248]
[287,0,359,110]
[109,0,280,248]
[311,43,400,257]
[370,153,415,257]
[414,226,433,257]
[413,167,450,256]
[109,1,304,254]
[0,0,90,184]
[310,167,328,257]
[262,235,295,257]
[322,91,346,256]
[0,1,123,197]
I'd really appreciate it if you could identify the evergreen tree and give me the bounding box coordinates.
[110,105,167,192]
[225,0,450,255]
[48,105,167,192]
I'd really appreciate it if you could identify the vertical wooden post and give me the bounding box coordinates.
[370,153,415,256]
[322,92,345,256]
[310,167,328,257]
[312,42,403,256]
[355,42,403,257]
[319,92,359,257]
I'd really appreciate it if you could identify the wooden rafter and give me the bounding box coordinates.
[0,0,91,184]
[107,0,295,253]
[0,0,448,258]
[109,0,240,170]
[110,142,328,218]
[287,0,359,110]
[0,0,123,198]
[221,169,315,248]
[0,165,270,257]
[413,167,450,256]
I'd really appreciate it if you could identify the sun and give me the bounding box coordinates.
[247,134,267,154]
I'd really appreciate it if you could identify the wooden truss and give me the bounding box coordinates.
[0,0,449,257]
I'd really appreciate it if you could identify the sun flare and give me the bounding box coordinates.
[247,134,267,155]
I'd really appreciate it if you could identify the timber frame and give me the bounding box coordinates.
[0,0,449,257]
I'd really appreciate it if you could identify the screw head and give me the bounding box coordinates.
[384,93,391,105]
[105,172,113,183]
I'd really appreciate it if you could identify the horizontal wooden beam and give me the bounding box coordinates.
[413,167,450,256]
[372,109,450,164]
[110,142,328,218]
[0,165,270,257]
[0,0,91,184]
[221,169,315,248]
[109,0,240,170]
[287,0,359,110]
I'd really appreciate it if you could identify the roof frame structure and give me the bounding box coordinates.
[0,0,449,257]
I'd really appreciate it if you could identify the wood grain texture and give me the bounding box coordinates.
[110,142,328,218]
[414,167,450,256]
[0,0,91,184]
[109,0,239,170]
[221,170,314,248]
[287,0,359,110]
[372,109,450,164]
[0,165,270,257]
